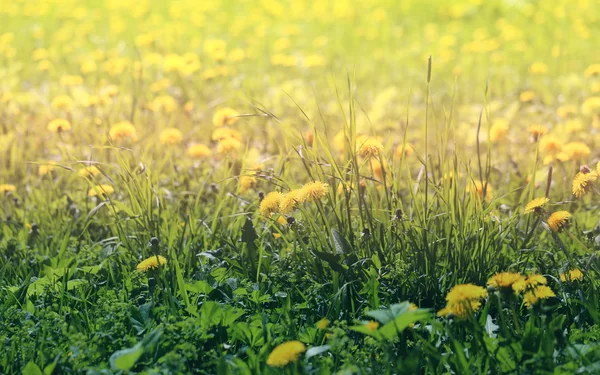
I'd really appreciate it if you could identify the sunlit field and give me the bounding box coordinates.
[2,0,600,373]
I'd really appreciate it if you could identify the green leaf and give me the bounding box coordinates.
[109,343,143,371]
[331,228,351,254]
[23,362,43,375]
[186,280,215,295]
[306,345,331,359]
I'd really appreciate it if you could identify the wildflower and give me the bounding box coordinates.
[51,95,74,111]
[78,166,101,178]
[519,91,536,103]
[467,180,493,202]
[524,197,549,214]
[527,125,547,141]
[358,138,384,158]
[212,127,242,141]
[490,119,509,142]
[279,189,303,214]
[159,128,183,145]
[109,121,137,141]
[546,211,571,233]
[38,161,57,176]
[0,184,16,195]
[523,285,555,307]
[437,284,488,319]
[217,138,242,155]
[87,184,114,197]
[365,321,380,331]
[572,171,597,198]
[512,274,547,294]
[584,64,600,78]
[582,97,600,116]
[564,142,591,161]
[187,144,212,159]
[239,175,257,194]
[276,215,288,225]
[299,181,329,202]
[212,107,239,127]
[266,341,306,367]
[487,272,524,289]
[560,269,584,282]
[259,192,284,216]
[136,255,167,272]
[47,119,71,133]
[529,62,548,74]
[393,143,415,159]
[316,318,330,330]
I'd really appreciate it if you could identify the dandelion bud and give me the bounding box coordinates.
[286,216,296,225]
[258,191,265,202]
[486,285,496,293]
[30,223,39,233]
[148,277,157,288]
[362,228,370,237]
[395,209,403,220]
[580,165,592,174]
[150,237,159,246]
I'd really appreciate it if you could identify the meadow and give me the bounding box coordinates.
[2,0,600,373]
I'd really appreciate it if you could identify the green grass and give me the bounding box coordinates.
[2,0,600,373]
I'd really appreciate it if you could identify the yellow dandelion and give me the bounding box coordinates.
[358,138,384,159]
[524,197,549,214]
[217,138,242,155]
[47,119,71,133]
[467,180,493,202]
[490,120,509,142]
[487,272,524,289]
[316,318,330,330]
[584,64,600,78]
[512,274,547,294]
[560,269,583,282]
[88,184,114,197]
[38,161,57,176]
[212,107,239,127]
[78,166,101,178]
[266,341,306,368]
[572,171,598,198]
[0,184,16,195]
[279,189,303,214]
[51,95,74,111]
[109,121,137,142]
[547,211,571,233]
[564,142,591,161]
[159,128,183,145]
[582,97,600,116]
[212,127,242,141]
[239,175,257,194]
[438,284,487,319]
[298,181,329,202]
[259,192,284,216]
[136,255,167,272]
[523,285,555,307]
[365,321,380,332]
[519,91,536,103]
[187,144,212,159]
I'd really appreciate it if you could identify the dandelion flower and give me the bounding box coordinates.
[217,138,242,155]
[280,189,303,214]
[51,95,74,111]
[38,161,57,176]
[512,274,547,294]
[564,142,591,161]
[212,127,242,141]
[78,166,101,178]
[584,64,600,78]
[159,128,183,145]
[136,255,167,272]
[88,184,114,197]
[316,318,330,330]
[437,284,487,319]
[266,341,306,368]
[365,321,380,332]
[358,138,384,158]
[0,184,16,195]
[212,107,239,127]
[560,269,583,282]
[582,97,600,116]
[524,197,549,214]
[109,121,137,142]
[47,119,71,133]
[187,144,212,159]
[519,91,536,103]
[523,285,555,307]
[572,171,597,198]
[547,211,571,233]
[259,192,284,216]
[239,175,257,194]
[490,120,509,142]
[299,181,329,202]
[487,272,524,289]
[467,180,493,202]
